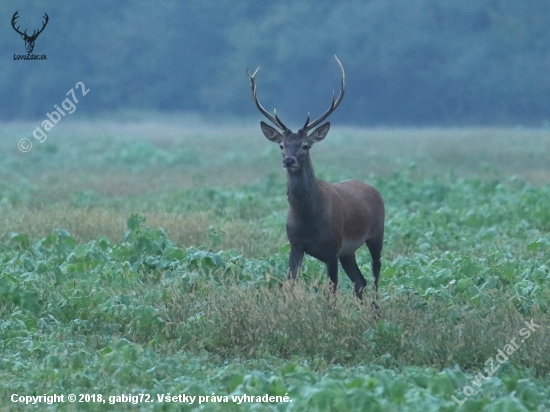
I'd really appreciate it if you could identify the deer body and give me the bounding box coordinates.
[248,56,384,300]
[287,179,383,258]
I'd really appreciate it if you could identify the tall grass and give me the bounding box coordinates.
[157,280,549,375]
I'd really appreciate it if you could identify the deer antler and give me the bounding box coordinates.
[300,55,345,133]
[30,13,49,39]
[11,11,26,36]
[247,67,290,133]
[11,11,49,40]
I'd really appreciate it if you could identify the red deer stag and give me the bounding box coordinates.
[247,56,384,302]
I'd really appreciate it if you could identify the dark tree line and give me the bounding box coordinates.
[1,0,549,126]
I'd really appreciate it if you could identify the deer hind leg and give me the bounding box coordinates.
[339,254,367,299]
[365,238,382,293]
[366,238,383,310]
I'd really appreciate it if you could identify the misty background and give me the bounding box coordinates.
[1,0,549,127]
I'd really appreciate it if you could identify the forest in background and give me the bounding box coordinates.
[1,0,550,126]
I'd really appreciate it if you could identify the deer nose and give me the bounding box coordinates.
[282,156,297,168]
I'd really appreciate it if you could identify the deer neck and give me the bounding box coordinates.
[286,154,321,216]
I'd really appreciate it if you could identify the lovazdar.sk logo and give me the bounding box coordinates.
[11,10,48,60]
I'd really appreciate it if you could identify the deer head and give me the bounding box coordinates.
[12,11,49,54]
[247,55,345,172]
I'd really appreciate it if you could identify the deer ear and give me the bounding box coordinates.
[309,122,330,143]
[260,121,283,143]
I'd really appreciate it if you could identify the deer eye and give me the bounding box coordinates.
[279,144,284,150]
[302,143,309,150]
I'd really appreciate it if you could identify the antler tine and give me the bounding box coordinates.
[247,67,289,132]
[301,113,310,131]
[273,109,290,132]
[301,55,346,133]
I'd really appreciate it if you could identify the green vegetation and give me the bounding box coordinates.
[1,121,549,410]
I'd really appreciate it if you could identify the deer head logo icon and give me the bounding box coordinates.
[11,11,49,54]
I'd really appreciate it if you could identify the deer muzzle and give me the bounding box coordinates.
[282,156,298,169]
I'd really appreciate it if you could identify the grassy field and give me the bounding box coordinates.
[1,118,549,411]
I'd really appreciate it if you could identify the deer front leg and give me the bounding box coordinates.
[287,246,304,280]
